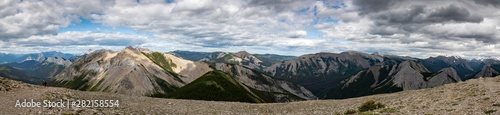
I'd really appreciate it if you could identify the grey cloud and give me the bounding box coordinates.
[455,34,496,43]
[352,0,404,15]
[426,5,483,23]
[373,5,482,25]
[374,5,426,24]
[286,30,307,38]
[247,0,312,12]
[0,0,113,40]
[421,28,497,43]
[474,0,500,8]
[100,0,318,50]
[352,1,492,43]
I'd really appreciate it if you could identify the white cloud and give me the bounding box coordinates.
[0,0,113,39]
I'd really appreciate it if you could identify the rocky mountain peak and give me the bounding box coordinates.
[425,67,461,87]
[82,49,95,55]
[135,46,152,53]
[406,60,430,73]
[372,52,393,56]
[233,51,254,59]
[235,51,250,55]
[23,56,35,62]
[343,50,365,55]
[125,46,135,50]
[38,57,72,67]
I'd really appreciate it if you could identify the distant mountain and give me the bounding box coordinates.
[321,60,461,99]
[0,51,74,64]
[0,53,72,84]
[0,66,34,84]
[168,50,212,61]
[0,53,23,64]
[37,57,72,66]
[252,54,296,66]
[419,56,478,80]
[0,59,67,84]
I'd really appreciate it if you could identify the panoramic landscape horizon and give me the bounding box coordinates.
[2,0,500,114]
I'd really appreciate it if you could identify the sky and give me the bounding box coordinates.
[1,0,500,59]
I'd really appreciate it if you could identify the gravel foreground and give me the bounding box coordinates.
[1,77,500,114]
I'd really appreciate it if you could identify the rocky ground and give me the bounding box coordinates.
[1,76,500,114]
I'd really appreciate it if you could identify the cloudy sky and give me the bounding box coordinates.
[1,0,500,59]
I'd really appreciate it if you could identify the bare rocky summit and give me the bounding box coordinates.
[51,47,211,96]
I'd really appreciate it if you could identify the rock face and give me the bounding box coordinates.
[392,61,461,89]
[163,54,213,83]
[38,57,72,67]
[51,47,212,96]
[322,60,461,99]
[214,63,317,101]
[425,67,461,87]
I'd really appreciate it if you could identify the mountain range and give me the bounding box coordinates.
[172,50,500,99]
[1,47,500,102]
[50,47,315,102]
[0,51,74,64]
